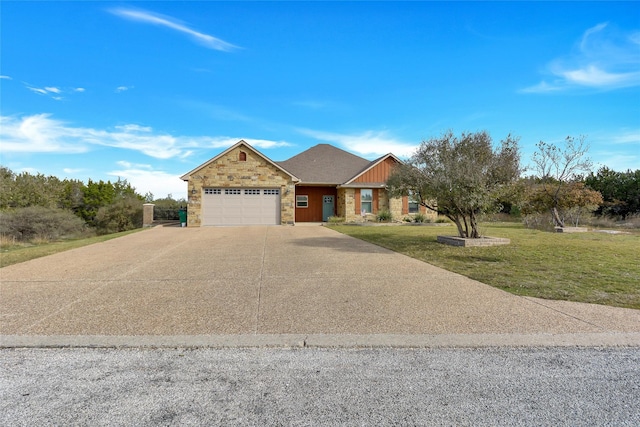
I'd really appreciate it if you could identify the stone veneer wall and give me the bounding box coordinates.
[186,146,295,226]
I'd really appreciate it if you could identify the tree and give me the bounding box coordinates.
[528,135,595,228]
[387,130,521,238]
[585,167,640,219]
[520,180,602,227]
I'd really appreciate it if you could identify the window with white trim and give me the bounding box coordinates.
[361,189,372,213]
[244,189,261,195]
[204,188,221,195]
[225,189,242,195]
[264,189,280,195]
[296,195,308,208]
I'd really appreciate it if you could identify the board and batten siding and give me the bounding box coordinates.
[352,157,398,183]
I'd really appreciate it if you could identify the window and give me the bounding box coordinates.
[408,191,419,213]
[239,151,247,161]
[296,195,308,208]
[361,189,372,213]
[264,189,280,195]
[204,188,221,195]
[244,189,261,195]
[225,189,242,195]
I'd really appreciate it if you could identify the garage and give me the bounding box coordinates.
[202,188,281,225]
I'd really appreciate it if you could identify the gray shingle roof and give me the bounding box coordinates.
[277,144,372,184]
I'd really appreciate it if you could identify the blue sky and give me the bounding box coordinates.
[1,1,639,200]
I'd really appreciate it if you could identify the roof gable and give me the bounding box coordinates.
[180,140,299,181]
[276,144,371,185]
[343,153,403,186]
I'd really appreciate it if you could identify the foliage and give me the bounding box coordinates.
[0,206,90,242]
[330,222,640,309]
[327,216,345,224]
[94,195,144,235]
[376,209,393,222]
[585,167,640,219]
[0,166,147,240]
[412,212,428,223]
[526,136,596,227]
[520,180,603,227]
[387,130,521,238]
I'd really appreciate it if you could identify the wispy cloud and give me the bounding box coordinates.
[110,7,239,52]
[298,128,417,158]
[1,113,290,159]
[1,75,12,80]
[522,22,640,93]
[24,83,86,100]
[115,85,133,93]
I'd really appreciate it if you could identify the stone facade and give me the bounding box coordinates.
[185,145,295,226]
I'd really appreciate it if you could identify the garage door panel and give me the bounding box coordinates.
[202,188,280,225]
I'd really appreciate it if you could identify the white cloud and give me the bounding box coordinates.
[44,87,62,94]
[0,75,12,80]
[116,86,132,93]
[24,84,85,99]
[108,163,187,199]
[522,22,640,93]
[298,128,417,158]
[110,7,239,52]
[0,114,90,153]
[0,113,291,160]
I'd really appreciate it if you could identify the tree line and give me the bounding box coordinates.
[387,132,639,238]
[0,166,184,242]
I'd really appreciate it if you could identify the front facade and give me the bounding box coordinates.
[181,140,434,226]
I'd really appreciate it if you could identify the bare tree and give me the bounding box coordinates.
[387,131,521,238]
[530,135,593,228]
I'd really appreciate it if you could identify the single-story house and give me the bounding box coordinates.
[180,140,434,226]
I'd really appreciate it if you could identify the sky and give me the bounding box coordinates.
[1,1,639,200]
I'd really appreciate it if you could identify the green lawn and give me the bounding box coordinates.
[329,223,640,310]
[0,229,145,268]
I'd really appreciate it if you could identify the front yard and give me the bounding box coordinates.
[329,222,640,310]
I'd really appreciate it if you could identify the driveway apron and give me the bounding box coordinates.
[1,226,639,339]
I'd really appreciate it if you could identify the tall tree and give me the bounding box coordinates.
[387,130,521,238]
[529,135,594,228]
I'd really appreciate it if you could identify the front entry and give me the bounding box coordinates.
[322,195,334,222]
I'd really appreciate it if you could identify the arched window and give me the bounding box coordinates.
[239,151,247,161]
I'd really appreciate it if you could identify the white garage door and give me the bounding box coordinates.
[202,188,280,225]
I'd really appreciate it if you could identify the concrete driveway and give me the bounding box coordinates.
[1,225,639,347]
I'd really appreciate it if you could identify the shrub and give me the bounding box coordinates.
[413,213,427,223]
[94,196,143,235]
[0,206,90,242]
[327,216,345,225]
[376,210,393,222]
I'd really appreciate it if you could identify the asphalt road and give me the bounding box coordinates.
[2,346,639,426]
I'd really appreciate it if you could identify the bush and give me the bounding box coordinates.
[94,196,143,235]
[413,213,427,223]
[0,206,90,242]
[376,210,393,222]
[327,216,345,225]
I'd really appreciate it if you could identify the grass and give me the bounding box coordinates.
[0,229,145,268]
[329,222,640,310]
